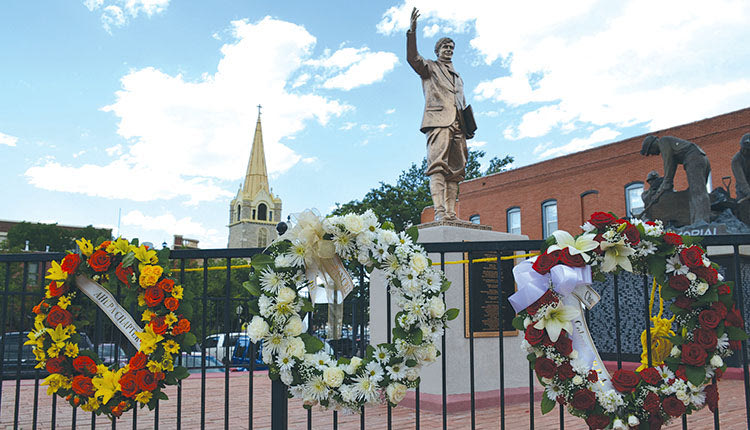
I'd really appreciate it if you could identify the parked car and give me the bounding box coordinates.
[179,352,223,373]
[96,343,128,367]
[202,332,248,364]
[2,331,94,380]
[230,336,266,370]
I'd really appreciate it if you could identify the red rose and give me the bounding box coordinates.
[173,318,190,335]
[668,275,690,292]
[681,343,708,366]
[555,334,573,356]
[718,284,731,295]
[61,254,81,274]
[144,286,165,307]
[46,356,67,374]
[643,391,661,414]
[612,369,639,393]
[639,367,661,385]
[48,281,69,298]
[46,305,73,327]
[129,352,148,370]
[585,414,611,430]
[648,415,664,430]
[119,372,140,398]
[88,250,111,272]
[526,289,558,315]
[570,389,596,410]
[679,246,704,269]
[587,369,598,382]
[615,219,640,245]
[663,232,683,246]
[673,296,693,309]
[693,266,718,285]
[534,357,557,379]
[71,375,95,397]
[164,297,179,312]
[711,302,728,319]
[699,309,721,328]
[705,383,719,412]
[115,263,134,286]
[73,356,97,375]
[559,248,586,267]
[157,278,175,292]
[532,252,559,275]
[726,306,744,328]
[150,316,168,334]
[694,328,718,350]
[557,362,575,380]
[588,212,616,229]
[662,395,686,417]
[524,326,545,346]
[135,369,158,391]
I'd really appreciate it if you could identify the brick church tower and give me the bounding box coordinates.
[228,108,282,248]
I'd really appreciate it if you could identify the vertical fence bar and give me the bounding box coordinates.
[732,245,750,430]
[440,252,447,430]
[224,257,231,430]
[333,410,338,429]
[13,262,29,426]
[467,252,476,429]
[271,380,289,430]
[528,364,534,430]
[496,251,506,430]
[386,278,392,430]
[415,385,420,429]
[201,259,208,430]
[0,262,11,419]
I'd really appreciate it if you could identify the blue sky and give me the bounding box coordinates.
[2,1,749,248]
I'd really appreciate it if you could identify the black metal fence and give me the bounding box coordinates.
[1,236,749,429]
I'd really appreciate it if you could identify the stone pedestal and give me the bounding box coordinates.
[369,222,531,406]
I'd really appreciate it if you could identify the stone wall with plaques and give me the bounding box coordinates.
[463,250,517,338]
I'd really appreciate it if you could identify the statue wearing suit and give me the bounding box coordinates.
[407,7,470,221]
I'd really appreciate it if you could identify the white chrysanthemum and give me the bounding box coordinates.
[383,254,401,275]
[288,241,307,267]
[403,298,428,323]
[364,361,384,382]
[304,376,329,401]
[274,253,293,268]
[580,222,595,233]
[308,351,334,370]
[362,209,379,231]
[397,232,413,247]
[636,240,657,257]
[352,375,379,402]
[333,233,355,257]
[343,213,365,234]
[373,346,391,363]
[717,333,730,352]
[379,230,398,245]
[423,270,442,293]
[260,267,286,293]
[263,331,286,354]
[399,269,421,294]
[386,362,407,380]
[644,220,663,236]
[656,364,674,382]
[373,242,391,262]
[276,353,294,371]
[248,316,270,342]
[544,384,562,401]
[666,254,690,275]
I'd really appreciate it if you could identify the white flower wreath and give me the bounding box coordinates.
[243,210,458,412]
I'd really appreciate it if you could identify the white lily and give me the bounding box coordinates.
[547,230,598,262]
[533,302,579,342]
[599,239,635,272]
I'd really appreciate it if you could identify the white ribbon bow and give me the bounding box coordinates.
[509,257,592,314]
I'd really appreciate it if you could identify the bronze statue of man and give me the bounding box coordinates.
[640,135,711,224]
[407,7,471,221]
[731,133,750,202]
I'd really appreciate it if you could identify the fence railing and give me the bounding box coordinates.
[1,235,749,429]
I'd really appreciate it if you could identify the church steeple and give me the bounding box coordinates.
[241,105,269,200]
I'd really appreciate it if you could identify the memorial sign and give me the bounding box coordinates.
[463,251,517,337]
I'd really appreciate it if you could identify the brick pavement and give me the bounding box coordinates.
[2,371,748,429]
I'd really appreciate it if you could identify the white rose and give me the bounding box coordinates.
[386,382,408,404]
[357,252,370,265]
[695,282,709,296]
[277,287,296,304]
[421,344,437,363]
[710,355,723,368]
[686,272,697,281]
[676,390,689,403]
[248,316,269,342]
[286,337,306,358]
[406,367,419,381]
[612,418,627,430]
[572,375,583,385]
[380,230,398,245]
[428,297,446,318]
[343,213,365,234]
[628,415,640,426]
[285,315,304,336]
[670,345,681,357]
[323,366,345,387]
[347,357,363,374]
[410,253,428,274]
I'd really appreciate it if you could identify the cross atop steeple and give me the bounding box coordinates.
[257,104,262,116]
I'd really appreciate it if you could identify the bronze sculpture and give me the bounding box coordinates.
[406,7,473,222]
[731,133,750,202]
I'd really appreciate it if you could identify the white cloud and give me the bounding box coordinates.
[467,140,486,149]
[0,132,18,147]
[26,17,352,204]
[121,209,221,247]
[534,127,621,159]
[306,47,399,91]
[84,0,170,32]
[301,157,318,164]
[379,1,750,140]
[340,122,357,130]
[385,108,396,114]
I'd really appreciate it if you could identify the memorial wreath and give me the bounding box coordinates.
[27,237,194,419]
[510,212,747,429]
[244,210,458,413]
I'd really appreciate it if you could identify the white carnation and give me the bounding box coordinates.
[386,382,408,404]
[343,213,365,234]
[248,316,269,342]
[323,366,345,387]
[380,230,398,245]
[277,286,296,304]
[286,337,306,358]
[285,315,304,336]
[710,355,723,368]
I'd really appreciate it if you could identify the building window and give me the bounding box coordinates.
[236,205,241,221]
[469,214,480,224]
[252,209,256,220]
[258,228,268,248]
[269,211,273,222]
[258,203,268,221]
[542,200,557,238]
[506,207,521,234]
[625,182,644,217]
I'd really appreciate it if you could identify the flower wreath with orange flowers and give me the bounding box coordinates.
[511,212,748,430]
[27,237,195,420]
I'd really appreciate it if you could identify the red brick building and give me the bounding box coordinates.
[422,107,750,239]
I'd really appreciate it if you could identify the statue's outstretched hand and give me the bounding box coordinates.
[410,7,419,32]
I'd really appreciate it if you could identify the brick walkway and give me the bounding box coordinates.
[2,371,748,429]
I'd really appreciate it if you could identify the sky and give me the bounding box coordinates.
[2,0,750,248]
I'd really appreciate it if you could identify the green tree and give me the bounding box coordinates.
[3,222,110,252]
[485,155,514,175]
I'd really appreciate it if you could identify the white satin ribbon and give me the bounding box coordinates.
[509,257,592,314]
[75,275,143,349]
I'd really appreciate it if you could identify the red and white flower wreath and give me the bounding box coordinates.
[510,212,747,430]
